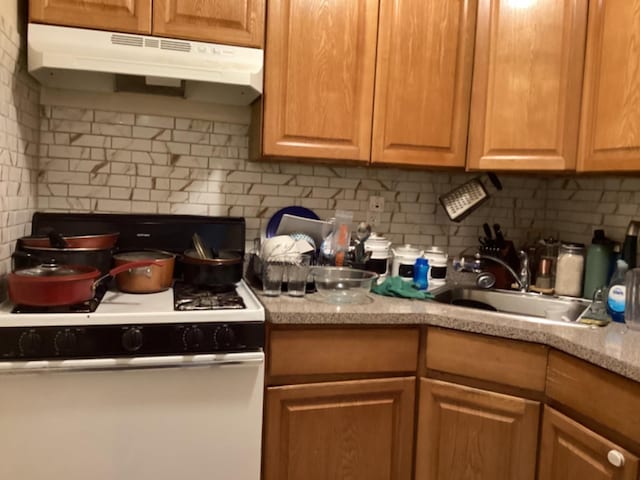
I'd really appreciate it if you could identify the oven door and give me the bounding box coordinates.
[0,352,264,480]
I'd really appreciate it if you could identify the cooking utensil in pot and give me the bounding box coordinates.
[19,232,119,250]
[439,173,503,222]
[8,260,157,307]
[181,249,243,287]
[192,233,214,259]
[113,251,176,293]
[493,223,505,248]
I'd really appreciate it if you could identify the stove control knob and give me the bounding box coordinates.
[214,325,235,349]
[182,326,204,350]
[54,329,78,355]
[122,327,143,352]
[18,330,42,356]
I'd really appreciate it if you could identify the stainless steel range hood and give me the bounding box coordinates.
[27,23,263,106]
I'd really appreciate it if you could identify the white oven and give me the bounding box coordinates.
[0,352,264,480]
[0,281,265,480]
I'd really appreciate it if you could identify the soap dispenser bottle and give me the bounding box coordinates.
[607,259,629,323]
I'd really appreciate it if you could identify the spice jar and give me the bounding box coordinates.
[555,243,585,297]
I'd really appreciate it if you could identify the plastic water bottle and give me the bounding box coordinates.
[413,258,429,290]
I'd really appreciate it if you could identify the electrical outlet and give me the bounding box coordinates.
[366,210,381,226]
[369,196,385,212]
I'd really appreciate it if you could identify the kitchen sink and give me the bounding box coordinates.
[430,286,591,325]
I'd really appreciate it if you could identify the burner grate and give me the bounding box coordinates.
[173,282,245,311]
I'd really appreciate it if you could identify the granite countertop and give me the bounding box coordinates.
[258,287,640,383]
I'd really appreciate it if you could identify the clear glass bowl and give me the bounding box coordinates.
[310,267,378,304]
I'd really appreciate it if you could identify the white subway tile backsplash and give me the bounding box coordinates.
[135,114,174,129]
[50,106,93,122]
[95,110,134,125]
[32,91,640,260]
[132,126,170,140]
[112,137,152,151]
[176,118,212,132]
[92,123,132,137]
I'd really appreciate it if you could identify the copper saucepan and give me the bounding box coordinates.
[113,251,176,294]
[8,260,158,307]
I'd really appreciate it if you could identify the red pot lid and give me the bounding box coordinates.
[12,263,98,279]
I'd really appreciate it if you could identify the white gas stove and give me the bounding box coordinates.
[0,213,265,480]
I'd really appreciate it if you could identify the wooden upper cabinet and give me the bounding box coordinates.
[29,0,152,34]
[372,0,477,167]
[538,406,639,480]
[578,0,640,172]
[152,0,265,48]
[262,0,379,162]
[415,379,540,480]
[264,377,415,480]
[467,0,587,171]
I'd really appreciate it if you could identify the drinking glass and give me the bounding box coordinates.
[286,254,312,297]
[625,268,640,331]
[262,260,285,297]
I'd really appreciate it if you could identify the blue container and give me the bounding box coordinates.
[413,258,429,290]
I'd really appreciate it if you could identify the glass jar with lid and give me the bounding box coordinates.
[555,243,585,297]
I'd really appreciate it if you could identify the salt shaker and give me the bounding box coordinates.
[555,243,585,297]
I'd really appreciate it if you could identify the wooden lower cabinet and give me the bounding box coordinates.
[263,377,415,480]
[415,378,540,480]
[538,406,639,480]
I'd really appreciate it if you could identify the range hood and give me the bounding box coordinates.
[27,23,263,106]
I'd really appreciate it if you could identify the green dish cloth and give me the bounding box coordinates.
[372,276,433,300]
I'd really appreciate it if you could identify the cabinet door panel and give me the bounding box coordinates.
[468,0,587,171]
[263,0,378,162]
[153,0,264,48]
[29,0,151,34]
[372,0,476,167]
[415,378,539,480]
[578,0,640,171]
[264,377,415,480]
[538,406,639,480]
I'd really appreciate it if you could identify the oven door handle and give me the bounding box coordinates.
[0,352,265,374]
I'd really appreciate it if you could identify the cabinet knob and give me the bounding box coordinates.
[607,449,625,468]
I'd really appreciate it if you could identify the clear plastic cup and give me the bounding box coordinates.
[262,260,285,297]
[625,268,640,331]
[286,254,312,297]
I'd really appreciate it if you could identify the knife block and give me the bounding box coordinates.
[480,241,519,290]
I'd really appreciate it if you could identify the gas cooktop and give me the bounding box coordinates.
[2,213,265,361]
[0,280,264,327]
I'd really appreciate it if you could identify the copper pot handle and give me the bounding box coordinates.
[92,261,162,289]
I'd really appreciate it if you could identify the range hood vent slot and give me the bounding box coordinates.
[144,38,159,48]
[160,39,191,53]
[111,34,143,47]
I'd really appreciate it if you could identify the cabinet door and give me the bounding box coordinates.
[371,0,476,167]
[538,406,639,480]
[415,378,540,480]
[467,0,587,171]
[262,0,379,162]
[153,0,264,48]
[29,0,151,34]
[264,377,415,480]
[578,0,640,172]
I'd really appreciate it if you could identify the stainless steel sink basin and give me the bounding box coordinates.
[430,286,591,325]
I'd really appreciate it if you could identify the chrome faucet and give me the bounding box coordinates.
[454,249,530,292]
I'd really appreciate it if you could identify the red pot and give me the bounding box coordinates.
[19,232,119,250]
[8,260,158,307]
